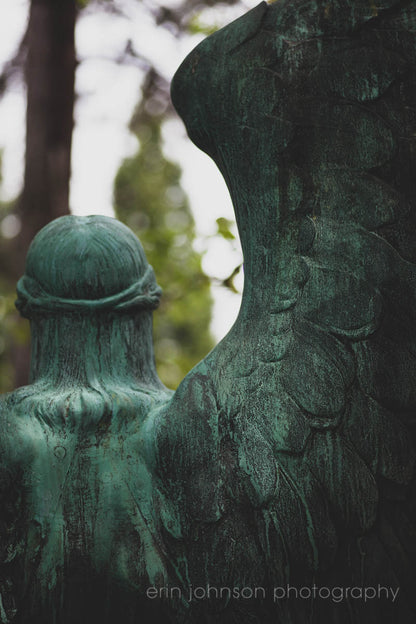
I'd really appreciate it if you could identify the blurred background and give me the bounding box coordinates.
[0,0,258,390]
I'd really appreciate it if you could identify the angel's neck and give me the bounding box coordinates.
[29,312,163,390]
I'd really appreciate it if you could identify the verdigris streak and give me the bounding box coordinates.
[2,0,416,623]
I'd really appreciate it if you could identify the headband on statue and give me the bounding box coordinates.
[15,264,162,319]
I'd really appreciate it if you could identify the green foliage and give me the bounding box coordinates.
[216,217,236,240]
[0,290,15,393]
[0,201,28,393]
[114,115,214,389]
[76,0,108,7]
[187,13,221,36]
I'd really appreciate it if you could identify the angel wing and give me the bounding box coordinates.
[152,1,416,622]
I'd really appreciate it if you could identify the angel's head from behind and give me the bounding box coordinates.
[13,215,165,427]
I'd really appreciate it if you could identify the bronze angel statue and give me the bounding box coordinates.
[0,216,174,623]
[1,0,416,623]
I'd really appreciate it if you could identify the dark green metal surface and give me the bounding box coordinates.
[2,1,416,622]
[1,216,173,623]
[153,1,416,622]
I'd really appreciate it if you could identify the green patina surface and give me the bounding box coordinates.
[2,1,416,623]
[0,217,173,623]
[153,1,416,622]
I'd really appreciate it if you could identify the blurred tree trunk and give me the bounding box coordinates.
[18,0,76,263]
[11,0,76,387]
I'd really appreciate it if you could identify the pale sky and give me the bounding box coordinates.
[0,0,258,339]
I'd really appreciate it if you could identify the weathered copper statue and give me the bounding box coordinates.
[2,1,416,623]
[151,0,416,622]
[0,216,173,623]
